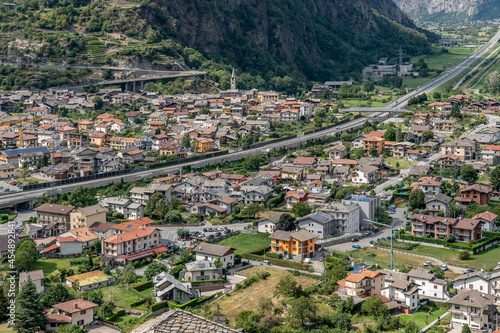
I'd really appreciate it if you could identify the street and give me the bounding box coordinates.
[0,209,36,236]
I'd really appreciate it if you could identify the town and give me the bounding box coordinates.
[1,5,500,333]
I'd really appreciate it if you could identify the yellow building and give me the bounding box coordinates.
[257,91,279,104]
[363,137,385,155]
[193,137,214,153]
[69,204,108,229]
[269,230,315,260]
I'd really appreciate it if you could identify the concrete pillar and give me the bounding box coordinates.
[140,81,144,91]
[132,81,136,92]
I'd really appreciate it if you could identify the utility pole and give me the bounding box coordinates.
[365,219,394,269]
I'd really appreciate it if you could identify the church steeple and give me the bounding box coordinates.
[231,68,237,90]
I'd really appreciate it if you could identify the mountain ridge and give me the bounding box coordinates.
[398,0,500,22]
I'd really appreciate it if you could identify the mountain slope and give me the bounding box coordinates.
[398,0,500,22]
[0,0,436,90]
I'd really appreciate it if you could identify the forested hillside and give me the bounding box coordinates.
[0,0,438,92]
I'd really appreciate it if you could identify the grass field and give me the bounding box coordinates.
[101,284,143,309]
[384,157,417,169]
[0,323,13,333]
[212,267,318,325]
[218,233,270,255]
[32,258,71,275]
[400,308,447,328]
[16,177,48,185]
[411,47,476,71]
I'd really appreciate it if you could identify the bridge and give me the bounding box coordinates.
[339,108,408,113]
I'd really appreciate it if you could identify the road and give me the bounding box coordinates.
[0,209,36,235]
[0,112,389,208]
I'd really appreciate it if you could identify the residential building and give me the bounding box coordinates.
[342,194,380,231]
[473,212,498,232]
[363,136,385,154]
[257,212,286,234]
[269,230,316,260]
[425,194,453,217]
[88,222,114,239]
[453,271,490,294]
[411,214,483,242]
[441,138,476,161]
[410,177,442,194]
[407,268,449,301]
[153,272,193,303]
[46,299,99,331]
[455,184,492,207]
[110,217,154,235]
[102,227,161,258]
[19,270,45,295]
[65,270,114,291]
[34,203,75,236]
[281,166,304,181]
[100,197,144,219]
[66,227,100,250]
[381,280,420,313]
[194,242,235,269]
[179,260,222,281]
[242,185,273,205]
[0,163,18,179]
[298,204,360,237]
[285,191,308,208]
[448,290,496,332]
[69,204,108,229]
[352,164,378,184]
[193,137,214,152]
[0,146,50,167]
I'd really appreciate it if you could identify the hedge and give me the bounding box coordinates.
[150,300,169,312]
[168,294,216,310]
[189,279,225,285]
[132,280,153,292]
[106,309,126,321]
[398,232,498,253]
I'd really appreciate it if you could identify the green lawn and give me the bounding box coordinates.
[411,47,476,71]
[0,323,13,333]
[100,284,143,309]
[32,258,71,275]
[218,233,270,255]
[384,157,417,169]
[401,308,447,328]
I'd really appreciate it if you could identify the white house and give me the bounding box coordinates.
[473,212,498,232]
[407,268,449,301]
[448,290,496,332]
[194,243,235,269]
[100,198,144,220]
[352,165,378,184]
[258,212,285,234]
[381,280,420,313]
[453,271,490,294]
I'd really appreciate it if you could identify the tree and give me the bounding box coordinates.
[462,324,471,333]
[42,283,72,307]
[99,301,115,319]
[19,164,28,180]
[213,257,223,269]
[0,289,7,322]
[68,186,97,207]
[182,133,191,148]
[353,147,365,159]
[144,262,169,280]
[177,228,190,239]
[102,68,114,80]
[241,203,265,218]
[383,126,396,141]
[450,103,462,120]
[92,96,103,110]
[291,201,312,217]
[431,266,445,279]
[404,320,420,333]
[408,189,425,210]
[93,239,101,254]
[55,324,86,333]
[491,166,500,191]
[15,239,39,272]
[41,154,49,167]
[279,213,296,231]
[82,289,104,305]
[361,295,388,318]
[15,279,48,333]
[396,128,404,142]
[460,165,477,183]
[362,80,375,93]
[145,192,164,217]
[423,130,434,142]
[164,210,183,223]
[122,264,137,286]
[459,251,471,260]
[486,71,500,94]
[274,275,299,298]
[288,297,317,327]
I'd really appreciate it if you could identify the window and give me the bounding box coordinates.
[434,293,437,297]
[422,282,425,286]
[434,285,437,289]
[81,310,86,315]
[77,320,84,325]
[469,284,473,289]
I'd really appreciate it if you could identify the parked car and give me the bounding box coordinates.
[203,228,208,232]
[215,232,221,237]
[369,240,376,245]
[223,229,231,234]
[261,260,272,265]
[208,227,213,232]
[207,234,215,239]
[423,261,433,267]
[441,265,448,271]
[351,238,359,242]
[304,258,312,264]
[319,257,324,262]
[352,244,361,249]
[465,269,475,274]
[362,232,370,237]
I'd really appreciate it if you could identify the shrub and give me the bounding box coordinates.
[459,251,471,260]
[132,280,153,292]
[150,300,169,311]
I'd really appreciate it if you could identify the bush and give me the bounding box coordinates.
[106,309,126,321]
[459,251,471,260]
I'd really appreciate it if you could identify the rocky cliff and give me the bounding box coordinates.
[398,0,500,21]
[141,0,437,81]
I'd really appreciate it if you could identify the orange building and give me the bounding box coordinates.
[269,230,316,260]
[363,136,385,155]
[193,137,214,153]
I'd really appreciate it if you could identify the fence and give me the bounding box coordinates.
[19,115,364,193]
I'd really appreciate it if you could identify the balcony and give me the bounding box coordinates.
[270,243,282,248]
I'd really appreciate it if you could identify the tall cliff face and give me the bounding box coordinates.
[142,0,437,81]
[398,0,500,21]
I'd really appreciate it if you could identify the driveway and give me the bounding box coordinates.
[86,325,120,333]
[199,274,247,297]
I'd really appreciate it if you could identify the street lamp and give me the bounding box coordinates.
[365,219,394,270]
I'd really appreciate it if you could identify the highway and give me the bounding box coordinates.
[0,28,499,208]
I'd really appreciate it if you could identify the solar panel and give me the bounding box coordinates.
[198,263,206,268]
[313,214,329,222]
[126,225,132,229]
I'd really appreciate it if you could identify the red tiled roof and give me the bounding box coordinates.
[41,244,60,254]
